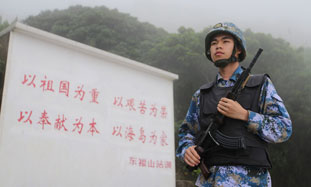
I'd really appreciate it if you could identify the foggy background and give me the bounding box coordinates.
[1,1,311,186]
[1,0,310,47]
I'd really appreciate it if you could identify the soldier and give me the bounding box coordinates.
[176,22,292,186]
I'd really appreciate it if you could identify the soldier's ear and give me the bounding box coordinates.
[235,45,241,56]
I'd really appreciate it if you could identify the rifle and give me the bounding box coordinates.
[193,48,263,179]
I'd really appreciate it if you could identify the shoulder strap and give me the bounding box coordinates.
[245,74,269,87]
[200,81,215,91]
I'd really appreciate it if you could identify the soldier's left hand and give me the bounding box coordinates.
[217,97,249,121]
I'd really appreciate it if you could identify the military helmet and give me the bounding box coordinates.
[205,22,247,62]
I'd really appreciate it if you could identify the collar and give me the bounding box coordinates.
[200,66,244,90]
[216,65,243,84]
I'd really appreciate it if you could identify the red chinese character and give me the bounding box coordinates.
[125,98,136,111]
[160,106,168,119]
[165,161,172,169]
[149,131,157,145]
[156,160,164,168]
[22,74,36,88]
[59,81,70,97]
[17,110,33,124]
[89,89,99,104]
[148,159,155,168]
[38,110,51,130]
[74,85,85,101]
[72,117,84,134]
[87,118,100,136]
[160,131,168,146]
[40,76,54,92]
[149,104,158,117]
[129,157,137,166]
[54,114,68,131]
[112,126,122,137]
[113,97,123,107]
[138,100,147,114]
[138,127,146,143]
[125,126,136,141]
[139,158,147,167]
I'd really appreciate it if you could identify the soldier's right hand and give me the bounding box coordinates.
[184,145,201,167]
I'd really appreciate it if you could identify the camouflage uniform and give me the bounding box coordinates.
[176,66,292,186]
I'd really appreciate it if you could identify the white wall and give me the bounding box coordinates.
[0,23,177,187]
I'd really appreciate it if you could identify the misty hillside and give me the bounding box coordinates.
[0,5,310,187]
[24,5,168,61]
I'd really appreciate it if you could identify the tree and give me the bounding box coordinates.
[24,5,167,61]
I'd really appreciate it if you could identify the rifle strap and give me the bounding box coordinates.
[241,75,250,90]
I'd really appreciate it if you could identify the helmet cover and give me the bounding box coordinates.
[205,22,247,62]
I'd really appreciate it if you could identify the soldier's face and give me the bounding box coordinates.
[210,34,240,62]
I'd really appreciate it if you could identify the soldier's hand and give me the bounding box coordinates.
[217,97,249,121]
[184,145,201,167]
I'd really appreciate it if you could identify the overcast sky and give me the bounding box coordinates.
[1,0,310,47]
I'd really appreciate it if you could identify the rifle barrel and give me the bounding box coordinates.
[248,48,263,70]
